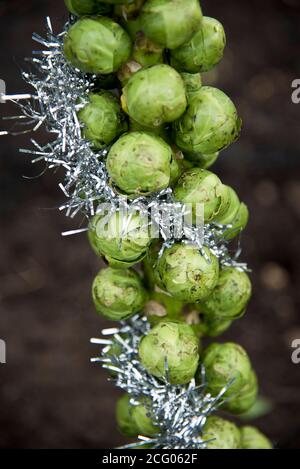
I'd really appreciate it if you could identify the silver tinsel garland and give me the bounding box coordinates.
[91,316,233,449]
[0,17,247,270]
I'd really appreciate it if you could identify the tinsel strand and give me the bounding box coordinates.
[91,316,233,449]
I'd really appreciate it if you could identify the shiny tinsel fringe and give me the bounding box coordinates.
[91,316,233,449]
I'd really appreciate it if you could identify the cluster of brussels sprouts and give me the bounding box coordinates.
[116,395,272,449]
[63,0,270,449]
[64,0,243,198]
[115,339,272,448]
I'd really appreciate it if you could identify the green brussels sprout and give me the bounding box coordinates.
[139,321,200,384]
[173,168,229,223]
[92,267,147,320]
[223,202,249,241]
[202,416,241,449]
[116,394,139,437]
[184,151,219,170]
[63,17,132,74]
[214,186,240,224]
[117,60,142,85]
[131,400,159,436]
[132,34,164,68]
[144,290,184,326]
[224,370,258,415]
[156,243,219,302]
[116,392,159,437]
[201,342,253,398]
[203,315,233,337]
[139,0,203,50]
[106,131,172,195]
[240,426,273,449]
[180,73,202,96]
[171,17,226,73]
[199,268,252,320]
[77,91,127,150]
[173,86,242,155]
[88,210,152,266]
[121,65,187,128]
[64,0,112,16]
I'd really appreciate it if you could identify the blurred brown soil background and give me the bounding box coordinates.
[0,0,300,448]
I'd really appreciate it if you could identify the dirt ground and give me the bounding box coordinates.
[0,0,300,448]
